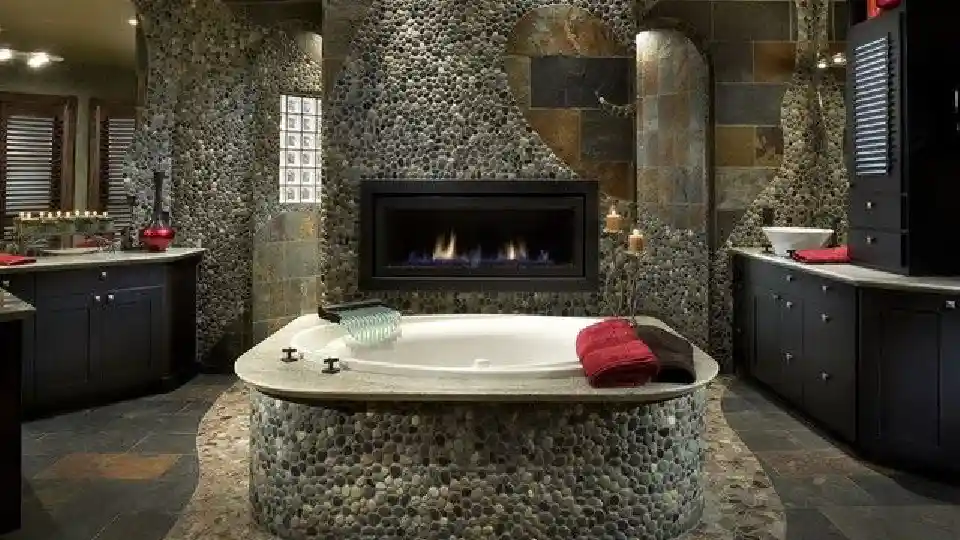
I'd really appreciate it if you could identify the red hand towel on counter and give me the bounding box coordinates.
[0,254,36,266]
[581,340,661,388]
[575,318,635,359]
[791,245,850,264]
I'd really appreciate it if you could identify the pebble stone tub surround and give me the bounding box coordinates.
[249,390,707,540]
[320,0,712,348]
[236,314,720,540]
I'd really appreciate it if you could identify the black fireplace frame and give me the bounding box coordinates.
[358,179,599,292]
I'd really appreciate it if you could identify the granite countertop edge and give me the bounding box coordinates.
[0,247,206,274]
[235,315,720,404]
[0,291,35,322]
[732,247,960,294]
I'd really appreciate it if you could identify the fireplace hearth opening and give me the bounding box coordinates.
[359,180,599,292]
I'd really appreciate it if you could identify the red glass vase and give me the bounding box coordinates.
[139,171,176,252]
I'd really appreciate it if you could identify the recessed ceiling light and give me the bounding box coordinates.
[26,52,50,69]
[128,17,138,26]
[0,48,13,62]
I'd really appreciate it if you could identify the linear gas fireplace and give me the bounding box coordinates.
[359,180,599,292]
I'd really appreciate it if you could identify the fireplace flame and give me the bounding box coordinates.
[433,231,458,260]
[499,239,527,261]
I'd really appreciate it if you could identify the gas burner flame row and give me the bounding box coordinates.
[406,230,553,266]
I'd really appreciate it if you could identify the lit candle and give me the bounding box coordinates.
[84,210,90,217]
[102,212,109,218]
[604,206,623,232]
[18,212,24,220]
[627,229,645,254]
[56,211,62,218]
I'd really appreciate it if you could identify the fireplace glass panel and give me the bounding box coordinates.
[375,196,582,277]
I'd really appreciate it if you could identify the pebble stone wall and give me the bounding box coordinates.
[320,0,711,350]
[249,388,707,540]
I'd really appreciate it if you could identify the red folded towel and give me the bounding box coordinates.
[790,245,850,263]
[575,318,634,359]
[0,254,36,266]
[581,340,661,388]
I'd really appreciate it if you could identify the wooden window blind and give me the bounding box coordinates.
[89,101,136,231]
[0,94,75,241]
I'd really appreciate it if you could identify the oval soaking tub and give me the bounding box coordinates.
[290,314,600,379]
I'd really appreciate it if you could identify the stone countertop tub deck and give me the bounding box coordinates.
[236,314,720,540]
[0,247,206,275]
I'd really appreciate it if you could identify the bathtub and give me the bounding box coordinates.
[289,314,608,379]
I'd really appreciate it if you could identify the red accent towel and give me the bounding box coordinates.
[575,319,634,359]
[581,340,661,388]
[0,254,36,266]
[791,245,850,264]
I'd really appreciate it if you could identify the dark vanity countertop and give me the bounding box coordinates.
[0,247,205,274]
[733,247,960,294]
[0,291,34,322]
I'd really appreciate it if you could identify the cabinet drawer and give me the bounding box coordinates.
[0,273,36,302]
[803,275,856,314]
[754,260,806,293]
[35,265,165,300]
[849,228,905,272]
[849,188,903,232]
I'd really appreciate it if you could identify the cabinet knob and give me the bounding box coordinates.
[784,352,793,362]
[820,372,831,381]
[821,284,830,292]
[947,300,957,310]
[107,294,115,302]
[866,201,874,210]
[785,301,794,309]
[100,271,108,280]
[821,313,830,322]
[785,274,794,282]
[866,236,877,245]
[772,293,780,301]
[94,295,102,303]
[1,280,9,288]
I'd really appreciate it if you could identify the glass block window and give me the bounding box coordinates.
[279,94,322,204]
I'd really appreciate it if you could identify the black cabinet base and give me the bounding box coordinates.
[0,320,23,534]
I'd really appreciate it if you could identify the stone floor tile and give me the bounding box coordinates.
[36,453,181,481]
[783,508,851,540]
[132,433,199,455]
[850,472,960,506]
[821,505,960,540]
[735,429,804,451]
[94,510,179,540]
[756,449,876,477]
[769,473,876,508]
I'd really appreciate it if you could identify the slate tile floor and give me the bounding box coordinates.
[4,374,960,540]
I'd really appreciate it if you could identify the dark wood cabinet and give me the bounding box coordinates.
[734,252,960,474]
[859,289,960,470]
[846,5,960,275]
[0,255,201,415]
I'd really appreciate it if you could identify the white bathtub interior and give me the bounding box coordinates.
[290,314,608,379]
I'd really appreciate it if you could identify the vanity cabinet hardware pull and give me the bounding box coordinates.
[99,271,107,280]
[1,280,9,288]
[821,313,830,322]
[107,294,115,302]
[820,372,830,381]
[772,293,780,300]
[784,352,793,361]
[866,236,876,244]
[821,284,830,292]
[785,301,794,309]
[94,295,102,303]
[866,201,874,210]
[947,300,957,310]
[785,274,794,282]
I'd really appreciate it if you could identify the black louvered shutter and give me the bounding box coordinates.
[847,12,902,193]
[0,108,64,240]
[96,113,136,230]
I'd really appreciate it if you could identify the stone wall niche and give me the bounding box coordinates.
[359,180,599,292]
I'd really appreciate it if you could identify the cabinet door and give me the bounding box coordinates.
[33,293,97,404]
[753,290,782,389]
[859,290,945,466]
[95,287,165,393]
[778,294,804,406]
[938,304,960,456]
[731,256,754,375]
[2,274,36,406]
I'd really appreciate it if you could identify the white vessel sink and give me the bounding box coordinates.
[762,227,834,256]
